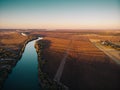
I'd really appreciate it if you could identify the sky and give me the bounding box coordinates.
[0,0,120,29]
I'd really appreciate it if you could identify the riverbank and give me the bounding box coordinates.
[0,36,38,89]
[2,38,40,90]
[35,40,66,90]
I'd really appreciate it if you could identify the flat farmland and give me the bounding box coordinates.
[36,31,120,90]
[0,31,28,44]
[61,35,120,89]
[40,37,70,79]
[0,31,29,59]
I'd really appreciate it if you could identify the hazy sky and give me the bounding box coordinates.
[0,0,120,29]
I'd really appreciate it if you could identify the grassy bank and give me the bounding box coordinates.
[35,40,66,90]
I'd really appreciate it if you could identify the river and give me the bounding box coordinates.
[3,37,43,90]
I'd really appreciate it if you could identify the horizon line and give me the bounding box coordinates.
[0,28,120,30]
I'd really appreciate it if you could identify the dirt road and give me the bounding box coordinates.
[89,39,120,64]
[54,40,72,82]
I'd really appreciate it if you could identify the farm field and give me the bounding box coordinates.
[90,39,120,64]
[0,31,31,58]
[35,30,120,89]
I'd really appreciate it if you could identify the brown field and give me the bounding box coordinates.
[36,30,120,90]
[40,37,70,79]
[0,31,28,48]
[0,31,29,58]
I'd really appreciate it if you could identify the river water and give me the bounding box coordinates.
[3,38,43,90]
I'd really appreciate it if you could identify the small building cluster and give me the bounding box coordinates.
[100,40,120,50]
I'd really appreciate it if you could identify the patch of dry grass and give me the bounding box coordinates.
[0,32,28,45]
